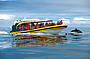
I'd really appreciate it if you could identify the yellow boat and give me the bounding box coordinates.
[10,19,67,35]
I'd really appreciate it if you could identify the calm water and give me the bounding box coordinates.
[0,25,90,59]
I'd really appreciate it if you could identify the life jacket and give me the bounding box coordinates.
[51,22,53,26]
[57,21,60,25]
[41,24,44,28]
[12,25,16,31]
[53,23,56,26]
[51,22,56,26]
[25,25,28,29]
[49,23,51,26]
[19,25,22,29]
[31,24,33,29]
[59,20,63,25]
[45,23,48,27]
[27,24,30,29]
[36,23,40,29]
[22,25,25,29]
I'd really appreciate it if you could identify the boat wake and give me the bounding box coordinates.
[0,42,12,49]
[0,31,8,35]
[12,32,52,36]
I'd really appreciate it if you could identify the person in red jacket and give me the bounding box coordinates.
[41,23,44,28]
[51,22,56,26]
[53,22,56,26]
[22,25,25,30]
[27,24,30,29]
[31,23,34,29]
[19,25,22,29]
[45,22,48,27]
[25,24,28,29]
[57,21,60,25]
[51,22,53,26]
[36,23,40,29]
[59,20,63,25]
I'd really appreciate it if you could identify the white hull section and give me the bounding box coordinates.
[41,28,63,34]
[11,28,64,36]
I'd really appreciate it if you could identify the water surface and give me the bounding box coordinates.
[0,26,90,59]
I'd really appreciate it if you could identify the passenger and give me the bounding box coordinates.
[50,22,53,26]
[31,23,34,29]
[51,22,56,26]
[19,25,22,29]
[53,23,56,26]
[41,23,44,28]
[22,25,25,30]
[36,23,40,29]
[27,24,30,29]
[40,23,42,27]
[48,23,50,26]
[59,20,63,25]
[45,23,48,27]
[12,25,17,32]
[57,21,60,25]
[33,23,36,29]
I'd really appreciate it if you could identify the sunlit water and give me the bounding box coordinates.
[0,25,90,59]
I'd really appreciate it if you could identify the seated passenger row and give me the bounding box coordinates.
[18,20,63,30]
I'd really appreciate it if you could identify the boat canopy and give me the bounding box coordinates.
[16,19,52,27]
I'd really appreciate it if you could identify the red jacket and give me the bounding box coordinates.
[59,20,63,25]
[57,22,60,25]
[19,25,22,29]
[36,24,40,29]
[27,24,30,29]
[41,24,44,28]
[22,25,25,29]
[45,23,48,27]
[31,24,33,29]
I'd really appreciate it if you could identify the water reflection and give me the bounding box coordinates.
[12,35,67,47]
[11,32,86,48]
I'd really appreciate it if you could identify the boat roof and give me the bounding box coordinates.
[22,19,41,21]
[16,19,52,27]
